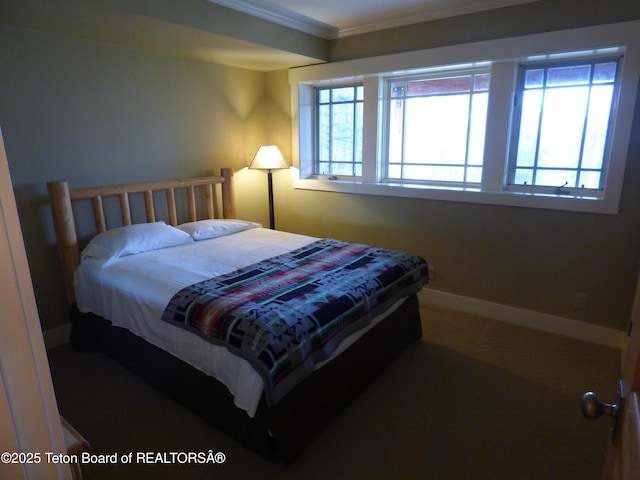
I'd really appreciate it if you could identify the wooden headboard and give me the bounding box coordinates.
[47,168,235,306]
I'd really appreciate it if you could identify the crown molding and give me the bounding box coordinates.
[338,0,539,37]
[207,0,339,39]
[208,0,540,39]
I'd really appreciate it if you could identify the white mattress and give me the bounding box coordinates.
[74,227,405,416]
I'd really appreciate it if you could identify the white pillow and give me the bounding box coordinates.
[81,221,193,267]
[176,219,262,241]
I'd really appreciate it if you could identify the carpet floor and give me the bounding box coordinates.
[47,303,620,479]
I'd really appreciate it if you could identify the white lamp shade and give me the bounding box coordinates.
[249,145,289,170]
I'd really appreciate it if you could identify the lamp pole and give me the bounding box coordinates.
[267,169,275,230]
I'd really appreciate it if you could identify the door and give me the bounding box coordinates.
[583,272,640,480]
[0,127,71,479]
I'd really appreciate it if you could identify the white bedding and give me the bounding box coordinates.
[74,227,405,416]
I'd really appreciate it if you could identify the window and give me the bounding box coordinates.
[290,22,640,214]
[509,59,619,194]
[386,70,490,185]
[316,84,363,177]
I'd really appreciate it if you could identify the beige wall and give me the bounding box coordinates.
[329,0,640,62]
[0,25,268,330]
[266,1,640,332]
[2,0,640,335]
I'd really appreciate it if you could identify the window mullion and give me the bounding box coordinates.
[531,73,547,187]
[361,76,379,183]
[352,93,356,176]
[328,98,334,174]
[464,83,474,183]
[401,83,408,181]
[482,61,515,191]
[576,68,596,188]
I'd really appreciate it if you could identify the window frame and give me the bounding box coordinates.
[381,67,492,187]
[506,56,622,197]
[314,83,364,179]
[289,21,640,214]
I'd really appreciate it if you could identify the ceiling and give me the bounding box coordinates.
[0,0,538,71]
[209,0,538,39]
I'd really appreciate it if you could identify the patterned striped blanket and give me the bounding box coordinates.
[161,238,429,405]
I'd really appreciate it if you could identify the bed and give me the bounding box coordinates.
[47,168,428,463]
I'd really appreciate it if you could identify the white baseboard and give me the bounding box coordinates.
[43,323,71,350]
[42,289,626,351]
[419,288,626,350]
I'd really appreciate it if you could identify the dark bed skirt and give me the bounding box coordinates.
[68,293,423,464]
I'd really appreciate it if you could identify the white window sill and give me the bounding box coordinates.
[293,177,617,215]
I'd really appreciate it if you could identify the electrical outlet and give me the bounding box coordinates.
[574,292,588,308]
[428,265,437,281]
